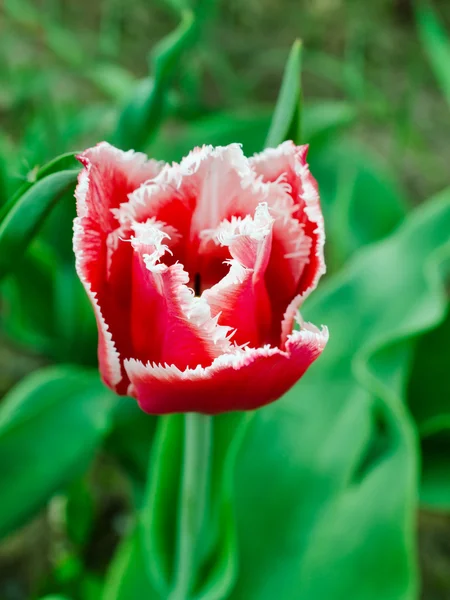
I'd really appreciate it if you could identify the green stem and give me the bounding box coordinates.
[170,413,212,600]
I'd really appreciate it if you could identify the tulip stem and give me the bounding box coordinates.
[170,412,212,600]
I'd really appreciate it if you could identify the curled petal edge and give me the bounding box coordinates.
[73,216,122,388]
[124,324,329,415]
[250,141,326,300]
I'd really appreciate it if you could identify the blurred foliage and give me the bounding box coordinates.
[0,0,449,599]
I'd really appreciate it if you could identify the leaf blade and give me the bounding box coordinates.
[265,39,302,148]
[0,169,79,280]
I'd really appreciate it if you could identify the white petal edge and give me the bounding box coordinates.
[124,322,329,388]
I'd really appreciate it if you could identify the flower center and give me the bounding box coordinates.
[194,273,202,297]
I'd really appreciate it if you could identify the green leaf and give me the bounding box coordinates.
[65,478,95,548]
[52,263,98,364]
[151,101,354,165]
[302,101,356,149]
[407,255,450,509]
[86,64,137,103]
[106,399,157,491]
[0,169,78,280]
[194,413,252,600]
[420,435,450,509]
[113,11,197,151]
[1,241,58,354]
[118,413,250,599]
[0,152,79,223]
[102,529,159,600]
[0,366,117,539]
[38,596,72,600]
[141,415,184,596]
[152,110,271,163]
[230,188,450,599]
[408,306,450,438]
[416,1,450,108]
[265,39,302,148]
[309,138,408,269]
[1,241,97,363]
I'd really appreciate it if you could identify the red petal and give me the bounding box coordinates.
[203,203,274,347]
[129,220,233,369]
[124,324,329,414]
[119,145,266,274]
[250,141,326,302]
[74,142,161,393]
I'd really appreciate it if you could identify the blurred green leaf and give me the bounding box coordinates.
[38,596,72,600]
[141,415,183,596]
[0,366,117,539]
[113,11,197,151]
[1,242,97,364]
[86,65,137,103]
[229,188,450,599]
[45,23,85,69]
[265,39,302,148]
[1,241,57,353]
[120,413,250,599]
[106,400,157,491]
[416,1,450,108]
[65,478,95,548]
[408,274,450,509]
[302,101,356,148]
[52,263,98,363]
[151,100,354,164]
[310,138,408,269]
[420,435,450,509]
[194,413,252,600]
[0,152,79,223]
[0,156,11,212]
[305,51,390,118]
[102,529,159,600]
[408,306,450,438]
[153,110,271,162]
[0,169,78,279]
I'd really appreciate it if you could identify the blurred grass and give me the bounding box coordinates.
[0,0,450,598]
[1,0,449,200]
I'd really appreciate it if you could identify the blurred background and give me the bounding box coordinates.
[0,0,450,598]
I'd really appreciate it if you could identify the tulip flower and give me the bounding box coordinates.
[74,141,328,414]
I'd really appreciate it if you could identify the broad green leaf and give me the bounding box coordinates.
[141,415,183,597]
[407,262,450,509]
[230,188,450,599]
[113,11,197,151]
[420,435,450,509]
[0,152,79,223]
[408,306,450,438]
[309,137,408,269]
[123,413,250,599]
[265,39,302,148]
[194,413,252,600]
[1,241,57,354]
[0,169,78,279]
[416,1,450,108]
[0,366,117,539]
[106,399,157,490]
[102,529,159,600]
[65,478,95,548]
[1,242,97,363]
[52,263,98,364]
